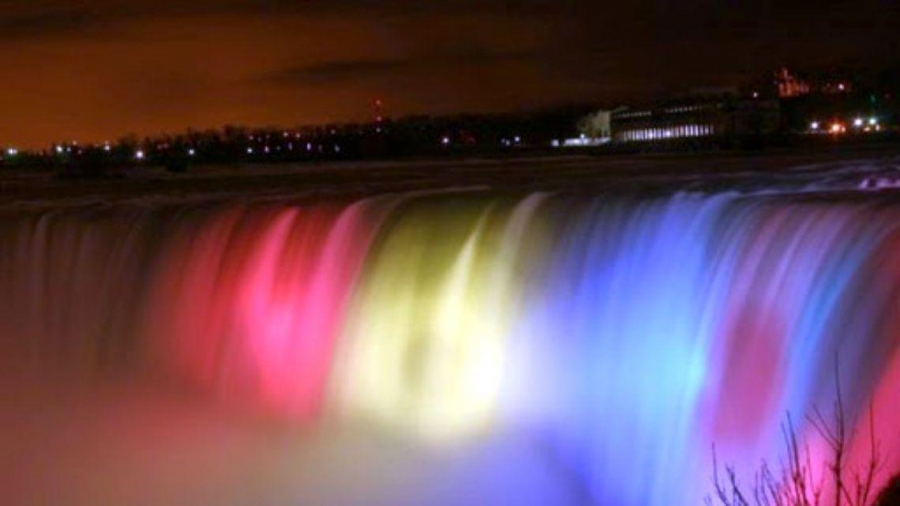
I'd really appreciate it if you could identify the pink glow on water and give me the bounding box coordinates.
[712,303,786,441]
[844,230,900,497]
[235,205,374,416]
[148,203,380,418]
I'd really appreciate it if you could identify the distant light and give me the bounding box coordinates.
[830,123,844,134]
[838,83,846,91]
[247,147,254,155]
[854,118,864,127]
[810,121,820,130]
[869,117,878,126]
[188,148,196,156]
[551,139,560,148]
[752,91,759,98]
[55,146,64,154]
[135,150,145,160]
[334,145,341,153]
[6,148,18,156]
[514,136,521,143]
[441,137,450,145]
[103,144,111,152]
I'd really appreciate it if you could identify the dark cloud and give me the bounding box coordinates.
[0,6,106,39]
[267,49,536,85]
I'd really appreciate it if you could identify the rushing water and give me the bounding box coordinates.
[2,174,900,504]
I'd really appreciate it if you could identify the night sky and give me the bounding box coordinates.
[1,0,897,148]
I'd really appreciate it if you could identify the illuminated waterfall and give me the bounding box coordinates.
[0,190,898,505]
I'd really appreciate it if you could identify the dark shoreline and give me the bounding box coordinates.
[1,141,899,207]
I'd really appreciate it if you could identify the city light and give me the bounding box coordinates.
[247,147,254,154]
[135,150,145,160]
[188,148,196,156]
[854,118,864,128]
[6,148,18,156]
[810,121,820,130]
[869,117,878,126]
[830,123,845,134]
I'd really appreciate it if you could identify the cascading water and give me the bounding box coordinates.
[1,183,899,505]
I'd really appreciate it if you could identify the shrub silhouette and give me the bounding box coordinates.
[874,475,900,506]
[709,370,893,506]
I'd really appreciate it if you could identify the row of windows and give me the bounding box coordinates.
[617,124,716,142]
[663,105,709,114]
[615,110,652,119]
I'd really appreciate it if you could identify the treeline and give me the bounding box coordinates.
[0,106,594,176]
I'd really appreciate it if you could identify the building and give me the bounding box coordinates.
[609,96,781,144]
[577,110,613,139]
[775,68,811,98]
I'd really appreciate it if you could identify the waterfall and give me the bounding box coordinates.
[1,189,898,505]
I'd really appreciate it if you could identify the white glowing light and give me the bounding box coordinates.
[869,117,878,126]
[188,148,196,156]
[854,118,864,127]
[7,148,18,156]
[810,121,820,130]
[55,146,64,154]
[441,137,450,145]
[135,150,145,160]
[247,147,254,155]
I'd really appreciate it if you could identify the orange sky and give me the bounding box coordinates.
[0,0,896,148]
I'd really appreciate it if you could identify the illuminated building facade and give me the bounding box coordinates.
[610,98,780,144]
